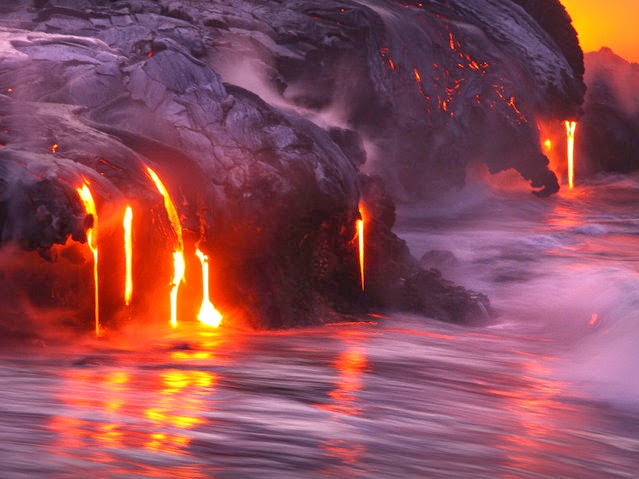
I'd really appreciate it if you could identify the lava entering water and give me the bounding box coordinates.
[565,120,577,189]
[357,206,365,292]
[123,205,133,306]
[146,167,185,327]
[195,249,223,328]
[76,181,100,336]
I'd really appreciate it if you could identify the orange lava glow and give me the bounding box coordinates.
[537,121,565,185]
[76,180,100,336]
[543,139,552,152]
[357,208,365,292]
[170,251,186,328]
[565,120,577,189]
[146,167,185,327]
[123,205,133,306]
[195,248,223,328]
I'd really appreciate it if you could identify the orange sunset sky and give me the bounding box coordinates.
[561,0,639,63]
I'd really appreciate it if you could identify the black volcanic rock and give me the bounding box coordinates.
[0,0,585,331]
[203,0,584,198]
[579,48,639,174]
[0,28,360,328]
[358,174,490,323]
[2,0,585,198]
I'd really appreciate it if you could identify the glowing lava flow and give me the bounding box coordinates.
[76,181,100,336]
[195,249,223,328]
[565,121,577,189]
[543,139,552,152]
[357,208,365,291]
[146,167,185,328]
[123,206,133,306]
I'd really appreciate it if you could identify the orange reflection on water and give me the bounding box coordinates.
[171,350,215,361]
[322,439,366,466]
[49,415,90,451]
[486,357,591,478]
[548,203,582,229]
[325,349,368,417]
[144,369,215,449]
[546,188,594,231]
[316,329,370,475]
[316,328,370,417]
[49,365,216,477]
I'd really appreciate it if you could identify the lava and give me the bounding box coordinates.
[170,252,186,328]
[357,207,365,291]
[123,205,133,306]
[565,121,577,189]
[146,167,185,327]
[195,249,223,328]
[380,47,396,71]
[76,180,100,336]
[413,67,430,103]
[449,32,456,51]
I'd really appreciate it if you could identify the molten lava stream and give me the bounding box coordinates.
[170,252,185,328]
[565,120,577,189]
[357,207,365,291]
[76,181,100,336]
[195,249,222,328]
[146,167,185,328]
[123,205,133,306]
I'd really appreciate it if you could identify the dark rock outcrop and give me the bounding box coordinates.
[359,175,489,323]
[0,0,585,331]
[202,0,584,198]
[0,28,361,329]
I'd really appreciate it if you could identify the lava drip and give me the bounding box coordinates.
[195,249,223,328]
[146,167,185,327]
[565,120,577,189]
[123,206,133,306]
[357,206,365,292]
[76,181,100,336]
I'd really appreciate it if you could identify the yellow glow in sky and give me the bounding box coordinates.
[561,0,639,63]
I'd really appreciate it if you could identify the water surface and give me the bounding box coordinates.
[2,175,639,478]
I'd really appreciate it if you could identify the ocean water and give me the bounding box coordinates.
[1,173,639,478]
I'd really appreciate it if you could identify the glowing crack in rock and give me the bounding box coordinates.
[76,180,100,336]
[146,167,185,328]
[195,248,223,328]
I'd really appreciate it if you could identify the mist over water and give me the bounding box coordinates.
[397,170,639,407]
[2,171,639,478]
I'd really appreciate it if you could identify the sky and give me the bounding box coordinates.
[561,0,639,63]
